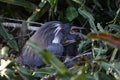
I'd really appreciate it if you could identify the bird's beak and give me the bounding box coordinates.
[71,26,87,40]
[71,26,85,30]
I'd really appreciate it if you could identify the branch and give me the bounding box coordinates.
[64,52,92,68]
[2,22,41,31]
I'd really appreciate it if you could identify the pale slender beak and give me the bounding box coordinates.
[71,26,85,30]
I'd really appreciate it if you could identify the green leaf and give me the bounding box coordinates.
[89,19,97,32]
[100,62,120,79]
[17,66,35,80]
[93,72,99,80]
[78,8,97,32]
[66,7,78,21]
[47,0,57,7]
[71,66,88,80]
[94,46,108,55]
[107,8,120,24]
[27,2,50,21]
[93,0,103,9]
[97,23,105,32]
[108,24,120,31]
[113,63,120,78]
[98,72,114,80]
[17,66,32,76]
[0,23,19,51]
[78,8,94,21]
[3,69,14,80]
[33,67,55,78]
[78,39,91,52]
[0,0,38,11]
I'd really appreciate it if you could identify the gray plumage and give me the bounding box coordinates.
[16,21,80,68]
[46,43,64,56]
[16,21,64,68]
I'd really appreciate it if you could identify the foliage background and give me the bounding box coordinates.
[0,0,120,80]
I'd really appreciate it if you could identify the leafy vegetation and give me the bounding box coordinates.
[0,0,120,80]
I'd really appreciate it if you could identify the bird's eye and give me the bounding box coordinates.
[71,28,80,33]
[70,26,81,34]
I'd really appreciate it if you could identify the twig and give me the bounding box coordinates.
[65,52,91,63]
[64,52,92,68]
[1,17,43,25]
[2,22,40,31]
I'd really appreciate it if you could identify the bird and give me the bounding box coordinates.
[16,21,81,68]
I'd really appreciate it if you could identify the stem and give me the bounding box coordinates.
[110,48,118,61]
